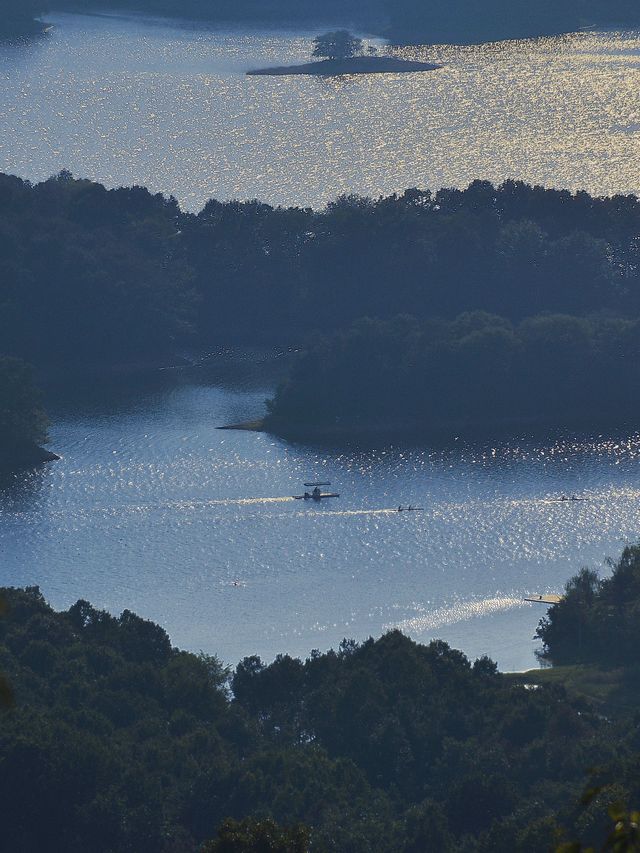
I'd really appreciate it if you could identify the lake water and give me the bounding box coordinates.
[2,15,640,670]
[2,354,640,671]
[0,13,638,209]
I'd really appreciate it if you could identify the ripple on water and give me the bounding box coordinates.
[0,15,638,207]
[3,390,640,672]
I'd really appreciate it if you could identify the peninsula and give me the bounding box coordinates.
[247,56,443,76]
[261,313,640,443]
[0,356,58,473]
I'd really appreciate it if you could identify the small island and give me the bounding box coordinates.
[247,56,443,76]
[248,30,442,77]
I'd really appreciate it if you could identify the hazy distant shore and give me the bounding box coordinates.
[247,56,442,76]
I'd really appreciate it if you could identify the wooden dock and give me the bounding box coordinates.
[524,593,563,605]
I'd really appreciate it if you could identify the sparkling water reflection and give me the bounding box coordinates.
[2,359,640,670]
[0,13,638,208]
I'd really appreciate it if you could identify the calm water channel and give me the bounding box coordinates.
[2,355,640,671]
[0,13,638,208]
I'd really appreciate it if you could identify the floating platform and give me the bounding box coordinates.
[524,593,563,605]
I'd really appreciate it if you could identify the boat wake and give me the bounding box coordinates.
[385,595,525,635]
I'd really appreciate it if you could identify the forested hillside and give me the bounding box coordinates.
[4,171,640,435]
[2,172,639,366]
[266,312,640,435]
[0,580,636,852]
[180,182,639,346]
[0,172,192,364]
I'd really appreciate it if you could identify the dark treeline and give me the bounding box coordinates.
[5,171,640,439]
[1,580,639,852]
[3,172,640,366]
[64,0,383,25]
[387,0,640,44]
[59,0,639,43]
[3,0,638,44]
[266,312,640,434]
[0,171,192,364]
[181,183,640,346]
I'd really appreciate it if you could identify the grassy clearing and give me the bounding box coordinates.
[507,665,640,714]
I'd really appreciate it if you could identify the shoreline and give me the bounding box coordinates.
[220,412,640,445]
[49,8,640,46]
[247,56,443,76]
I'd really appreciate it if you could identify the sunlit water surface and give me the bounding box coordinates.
[0,13,638,208]
[2,17,640,668]
[2,357,640,671]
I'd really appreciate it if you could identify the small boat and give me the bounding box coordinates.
[293,492,340,501]
[397,505,424,512]
[304,481,331,487]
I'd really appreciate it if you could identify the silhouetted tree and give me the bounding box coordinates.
[537,546,640,665]
[311,30,363,60]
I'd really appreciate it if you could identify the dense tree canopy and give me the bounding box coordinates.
[0,582,634,852]
[4,172,640,439]
[311,30,363,60]
[178,180,640,347]
[537,545,640,666]
[3,173,640,367]
[203,817,310,852]
[266,312,640,435]
[0,172,192,364]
